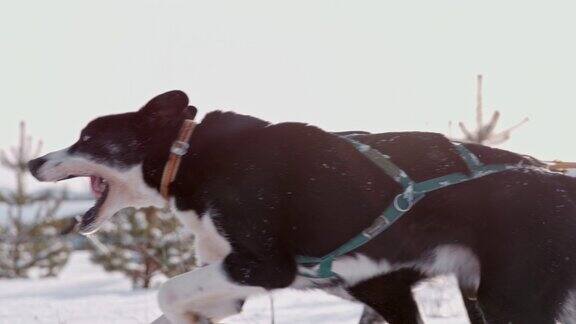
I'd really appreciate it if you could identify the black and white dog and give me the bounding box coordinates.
[29,90,576,324]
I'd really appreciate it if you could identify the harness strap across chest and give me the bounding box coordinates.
[296,138,523,279]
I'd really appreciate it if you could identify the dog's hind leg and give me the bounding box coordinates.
[462,297,487,324]
[474,278,559,324]
[358,306,386,324]
[347,269,426,324]
[350,273,487,324]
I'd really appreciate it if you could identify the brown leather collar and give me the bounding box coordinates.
[160,119,197,200]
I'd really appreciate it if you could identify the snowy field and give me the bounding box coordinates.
[0,252,470,324]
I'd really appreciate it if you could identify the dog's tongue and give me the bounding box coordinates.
[90,176,106,199]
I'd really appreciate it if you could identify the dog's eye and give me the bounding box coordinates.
[82,135,91,142]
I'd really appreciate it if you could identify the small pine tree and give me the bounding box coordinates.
[0,122,71,278]
[89,207,196,289]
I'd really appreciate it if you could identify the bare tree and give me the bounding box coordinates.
[457,75,528,145]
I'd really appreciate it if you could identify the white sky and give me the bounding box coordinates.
[1,0,575,190]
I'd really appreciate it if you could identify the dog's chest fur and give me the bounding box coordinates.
[172,205,231,266]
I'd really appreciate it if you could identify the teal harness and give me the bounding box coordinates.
[295,138,523,279]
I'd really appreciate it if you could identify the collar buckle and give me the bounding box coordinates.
[171,141,191,156]
[160,119,197,201]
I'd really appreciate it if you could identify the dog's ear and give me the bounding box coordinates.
[184,105,198,121]
[139,90,190,124]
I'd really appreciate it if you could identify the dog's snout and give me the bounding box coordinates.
[28,157,47,179]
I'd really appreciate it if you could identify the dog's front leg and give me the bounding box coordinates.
[157,262,265,324]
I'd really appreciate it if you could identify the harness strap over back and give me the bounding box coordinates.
[296,139,523,279]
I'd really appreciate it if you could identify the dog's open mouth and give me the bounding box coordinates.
[80,176,111,233]
[57,175,112,234]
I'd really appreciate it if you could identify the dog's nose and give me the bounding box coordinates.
[28,157,46,179]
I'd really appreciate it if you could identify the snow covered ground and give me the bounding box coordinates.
[0,252,470,324]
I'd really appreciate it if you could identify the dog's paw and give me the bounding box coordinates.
[150,313,214,324]
[150,315,171,324]
[189,313,215,324]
